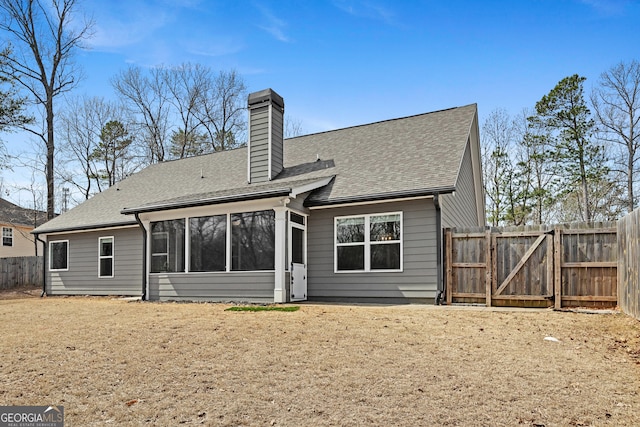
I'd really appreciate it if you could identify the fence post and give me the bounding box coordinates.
[445,228,453,305]
[554,226,562,309]
[485,229,492,307]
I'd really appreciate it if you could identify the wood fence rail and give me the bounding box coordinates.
[445,223,617,308]
[0,256,43,290]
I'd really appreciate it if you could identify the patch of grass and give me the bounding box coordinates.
[225,305,300,312]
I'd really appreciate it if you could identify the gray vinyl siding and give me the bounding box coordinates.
[148,271,274,302]
[440,140,480,228]
[307,199,437,301]
[47,227,142,296]
[249,105,269,183]
[271,110,283,177]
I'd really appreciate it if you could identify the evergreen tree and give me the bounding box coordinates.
[529,75,607,222]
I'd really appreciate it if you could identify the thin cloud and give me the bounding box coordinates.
[333,0,396,25]
[188,38,245,58]
[255,4,291,42]
[578,0,635,15]
[87,3,172,50]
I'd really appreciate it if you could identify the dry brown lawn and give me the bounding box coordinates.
[1,287,640,426]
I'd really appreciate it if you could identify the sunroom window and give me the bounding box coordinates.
[335,212,402,272]
[190,215,226,272]
[150,220,185,273]
[231,210,275,271]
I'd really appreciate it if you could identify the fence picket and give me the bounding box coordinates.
[0,257,43,290]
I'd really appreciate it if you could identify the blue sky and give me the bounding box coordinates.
[4,0,640,204]
[73,0,640,131]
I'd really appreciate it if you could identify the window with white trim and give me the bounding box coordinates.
[50,240,69,271]
[335,212,402,272]
[2,227,13,246]
[99,237,114,278]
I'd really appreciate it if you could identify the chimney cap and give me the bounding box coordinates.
[248,88,284,110]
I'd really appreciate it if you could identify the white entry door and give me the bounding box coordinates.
[290,216,307,301]
[291,262,307,301]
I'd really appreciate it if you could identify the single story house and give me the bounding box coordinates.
[0,198,47,257]
[33,89,484,304]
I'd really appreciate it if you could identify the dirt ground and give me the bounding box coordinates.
[1,287,640,426]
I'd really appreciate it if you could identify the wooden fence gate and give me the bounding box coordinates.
[445,223,617,308]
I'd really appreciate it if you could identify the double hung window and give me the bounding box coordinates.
[335,212,402,272]
[99,237,114,278]
[2,227,12,246]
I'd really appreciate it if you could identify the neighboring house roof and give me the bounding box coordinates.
[0,198,48,228]
[33,103,478,234]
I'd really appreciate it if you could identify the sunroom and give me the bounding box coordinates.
[121,178,332,303]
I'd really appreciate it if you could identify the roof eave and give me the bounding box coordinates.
[32,220,138,235]
[121,188,293,216]
[305,186,456,207]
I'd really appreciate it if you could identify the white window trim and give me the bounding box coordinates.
[334,211,403,273]
[2,227,13,247]
[49,240,69,272]
[98,236,114,279]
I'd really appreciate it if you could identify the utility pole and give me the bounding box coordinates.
[62,188,70,213]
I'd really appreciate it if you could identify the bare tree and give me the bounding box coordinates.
[591,60,640,213]
[163,63,209,159]
[112,65,170,164]
[59,96,109,198]
[0,0,93,219]
[195,69,247,151]
[482,108,515,226]
[284,114,304,138]
[60,96,142,198]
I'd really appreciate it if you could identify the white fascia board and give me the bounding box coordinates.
[38,224,139,238]
[137,197,288,223]
[289,176,335,198]
[308,195,434,210]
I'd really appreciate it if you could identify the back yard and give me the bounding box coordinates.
[1,288,640,426]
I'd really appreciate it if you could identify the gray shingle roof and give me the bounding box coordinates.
[0,198,48,228]
[33,103,477,234]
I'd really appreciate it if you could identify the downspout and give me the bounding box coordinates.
[134,214,148,301]
[35,234,47,297]
[433,194,444,305]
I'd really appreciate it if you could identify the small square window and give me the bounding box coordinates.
[50,241,69,271]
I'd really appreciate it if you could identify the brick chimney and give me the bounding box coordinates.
[247,88,284,183]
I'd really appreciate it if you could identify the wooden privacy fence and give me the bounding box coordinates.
[445,223,617,308]
[618,209,640,319]
[0,256,43,290]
